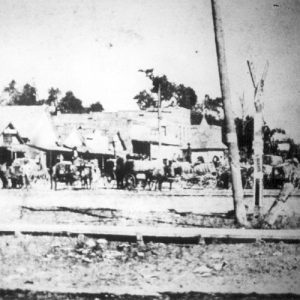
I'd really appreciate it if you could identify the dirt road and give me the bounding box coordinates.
[1,187,300,224]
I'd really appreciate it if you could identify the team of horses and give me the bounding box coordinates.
[1,156,298,191]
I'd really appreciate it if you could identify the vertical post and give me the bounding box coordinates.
[211,0,248,226]
[253,106,264,215]
[247,60,268,216]
[157,84,162,160]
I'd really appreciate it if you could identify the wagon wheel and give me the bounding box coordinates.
[124,173,136,190]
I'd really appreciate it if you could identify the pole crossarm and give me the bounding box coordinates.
[247,60,269,115]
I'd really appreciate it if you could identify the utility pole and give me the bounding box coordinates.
[157,83,162,160]
[247,60,269,216]
[211,0,248,226]
[239,92,246,135]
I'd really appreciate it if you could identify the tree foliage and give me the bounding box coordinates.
[191,94,224,126]
[176,85,197,109]
[46,87,61,105]
[58,91,84,114]
[3,80,20,105]
[3,81,37,105]
[88,101,104,112]
[134,69,197,110]
[235,116,254,156]
[134,90,155,110]
[18,84,37,105]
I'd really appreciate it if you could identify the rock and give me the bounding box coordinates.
[212,262,226,271]
[200,272,212,277]
[136,233,144,246]
[104,251,123,260]
[198,237,206,245]
[194,265,212,275]
[14,231,23,238]
[117,243,128,251]
[210,253,223,260]
[82,249,89,255]
[96,238,108,249]
[46,253,55,259]
[81,257,92,263]
[77,234,86,243]
[273,251,283,256]
[137,252,145,258]
[85,239,96,249]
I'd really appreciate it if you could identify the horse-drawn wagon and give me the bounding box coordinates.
[50,159,93,190]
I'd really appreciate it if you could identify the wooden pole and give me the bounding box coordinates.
[247,60,269,216]
[211,0,248,226]
[157,83,162,160]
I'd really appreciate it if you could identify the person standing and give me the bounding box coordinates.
[72,147,78,163]
[115,155,125,189]
[185,143,192,163]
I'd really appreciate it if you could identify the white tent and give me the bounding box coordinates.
[63,128,85,149]
[29,114,69,152]
[85,130,112,154]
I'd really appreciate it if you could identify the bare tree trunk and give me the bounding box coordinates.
[211,0,249,227]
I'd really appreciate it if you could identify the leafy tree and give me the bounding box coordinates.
[3,80,20,105]
[135,69,197,110]
[17,84,37,105]
[235,116,254,157]
[46,87,60,105]
[176,85,197,109]
[191,94,224,126]
[134,90,155,110]
[88,101,104,112]
[58,91,84,113]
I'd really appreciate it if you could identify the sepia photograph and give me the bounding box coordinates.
[0,0,300,299]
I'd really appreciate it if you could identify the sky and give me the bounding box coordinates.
[0,0,299,141]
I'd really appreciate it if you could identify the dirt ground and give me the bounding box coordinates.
[1,188,300,298]
[19,206,300,229]
[0,235,300,296]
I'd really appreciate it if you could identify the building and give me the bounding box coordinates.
[52,107,226,162]
[0,106,64,167]
[184,118,227,163]
[0,105,227,167]
[53,107,191,159]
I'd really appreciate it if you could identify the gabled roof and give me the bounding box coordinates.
[0,106,65,151]
[189,118,227,150]
[0,106,50,140]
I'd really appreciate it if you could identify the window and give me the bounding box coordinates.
[3,134,12,145]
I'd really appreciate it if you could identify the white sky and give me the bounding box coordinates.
[0,0,299,141]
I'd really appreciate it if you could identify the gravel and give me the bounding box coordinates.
[0,235,300,295]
